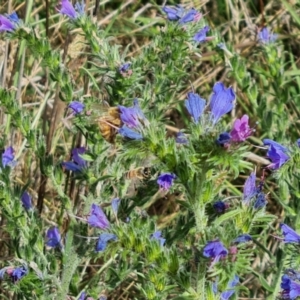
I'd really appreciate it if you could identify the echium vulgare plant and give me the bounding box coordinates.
[1,0,300,299]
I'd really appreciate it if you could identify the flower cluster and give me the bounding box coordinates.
[162,5,201,24]
[118,99,147,140]
[185,82,236,127]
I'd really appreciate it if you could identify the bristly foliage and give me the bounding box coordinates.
[0,1,299,299]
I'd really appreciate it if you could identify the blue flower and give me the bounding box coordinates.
[176,132,188,144]
[88,204,109,229]
[96,233,117,252]
[21,191,32,210]
[210,82,235,125]
[253,192,267,209]
[280,224,300,244]
[119,63,131,73]
[216,132,231,146]
[2,146,15,167]
[243,172,257,204]
[111,198,120,214]
[74,1,85,15]
[297,139,300,147]
[234,234,252,244]
[62,147,87,172]
[46,227,61,248]
[179,8,198,24]
[263,140,290,170]
[118,126,143,140]
[258,27,277,44]
[220,275,239,300]
[193,26,210,43]
[68,101,85,114]
[281,274,300,300]
[157,173,176,190]
[213,201,227,214]
[185,92,206,123]
[263,139,288,152]
[7,12,20,24]
[11,266,28,283]
[151,231,166,247]
[162,5,184,21]
[203,240,228,262]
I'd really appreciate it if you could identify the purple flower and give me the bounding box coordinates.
[58,0,84,19]
[62,147,87,172]
[96,233,117,252]
[162,5,184,21]
[87,204,109,229]
[243,172,257,204]
[230,115,252,142]
[193,26,210,43]
[118,126,143,140]
[280,224,300,244]
[213,201,227,214]
[281,274,300,300]
[179,8,198,24]
[11,266,28,283]
[176,132,188,144]
[68,101,85,114]
[21,191,32,210]
[151,231,166,247]
[216,132,231,147]
[203,240,228,262]
[263,140,290,170]
[220,275,239,300]
[0,14,17,32]
[111,198,120,214]
[234,234,252,244]
[119,63,131,73]
[157,173,176,190]
[210,82,235,125]
[258,27,277,44]
[185,92,206,123]
[2,146,15,167]
[46,227,61,248]
[297,139,300,147]
[78,292,87,300]
[118,99,146,129]
[253,192,267,209]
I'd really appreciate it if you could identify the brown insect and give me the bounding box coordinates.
[125,167,151,181]
[124,167,152,197]
[93,103,122,143]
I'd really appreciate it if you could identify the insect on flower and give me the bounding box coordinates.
[89,102,122,143]
[91,99,147,143]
